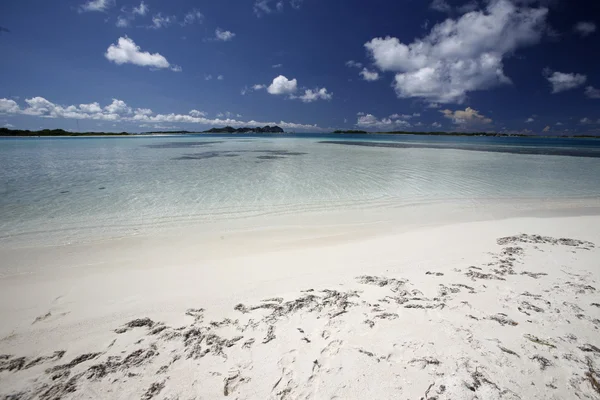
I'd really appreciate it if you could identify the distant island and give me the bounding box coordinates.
[203,125,284,133]
[1,127,598,138]
[0,128,129,136]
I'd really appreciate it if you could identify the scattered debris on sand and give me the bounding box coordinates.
[1,234,598,400]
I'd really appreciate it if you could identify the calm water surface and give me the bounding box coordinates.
[1,134,600,244]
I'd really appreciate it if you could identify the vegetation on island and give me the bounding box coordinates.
[203,125,284,133]
[0,128,129,136]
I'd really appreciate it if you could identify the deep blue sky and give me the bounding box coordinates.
[0,0,598,133]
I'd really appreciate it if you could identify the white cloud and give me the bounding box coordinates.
[365,0,548,103]
[217,111,239,118]
[544,69,587,93]
[79,0,114,12]
[542,125,550,132]
[430,0,451,13]
[4,123,15,128]
[295,88,333,103]
[0,98,20,114]
[441,107,492,125]
[150,13,176,29]
[267,75,298,95]
[254,0,304,16]
[525,117,534,123]
[217,75,224,80]
[555,122,563,126]
[135,108,153,116]
[579,118,600,125]
[360,68,380,81]
[133,1,148,16]
[253,84,266,90]
[105,99,132,115]
[0,96,322,131]
[356,114,412,130]
[390,113,419,120]
[105,37,179,71]
[79,102,103,113]
[272,64,283,68]
[345,60,363,69]
[205,74,213,81]
[432,122,442,128]
[427,102,441,109]
[182,9,203,26]
[116,16,129,27]
[431,0,479,15]
[215,28,236,41]
[189,110,207,117]
[574,22,596,37]
[116,2,150,28]
[585,86,600,99]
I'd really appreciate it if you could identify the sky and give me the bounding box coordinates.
[0,0,599,134]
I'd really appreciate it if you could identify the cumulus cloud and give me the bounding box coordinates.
[360,68,380,81]
[79,0,114,12]
[272,64,283,68]
[432,122,442,128]
[105,99,132,115]
[215,28,236,41]
[441,107,492,125]
[79,102,103,113]
[585,86,600,99]
[542,125,550,132]
[525,117,534,123]
[356,113,412,131]
[365,0,548,103]
[105,37,180,71]
[543,69,587,93]
[0,98,20,114]
[574,22,596,37]
[295,88,333,103]
[267,75,298,95]
[217,75,224,80]
[0,97,322,131]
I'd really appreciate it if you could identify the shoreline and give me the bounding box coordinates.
[1,211,600,398]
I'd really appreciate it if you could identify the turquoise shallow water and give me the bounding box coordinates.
[1,134,600,244]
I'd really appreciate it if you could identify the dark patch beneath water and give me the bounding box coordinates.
[253,150,307,156]
[257,155,286,160]
[174,149,307,160]
[175,151,240,160]
[319,141,600,158]
[146,141,223,149]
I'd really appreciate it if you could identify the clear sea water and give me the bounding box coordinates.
[2,133,600,245]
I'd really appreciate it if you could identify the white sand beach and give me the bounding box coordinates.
[1,207,600,399]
